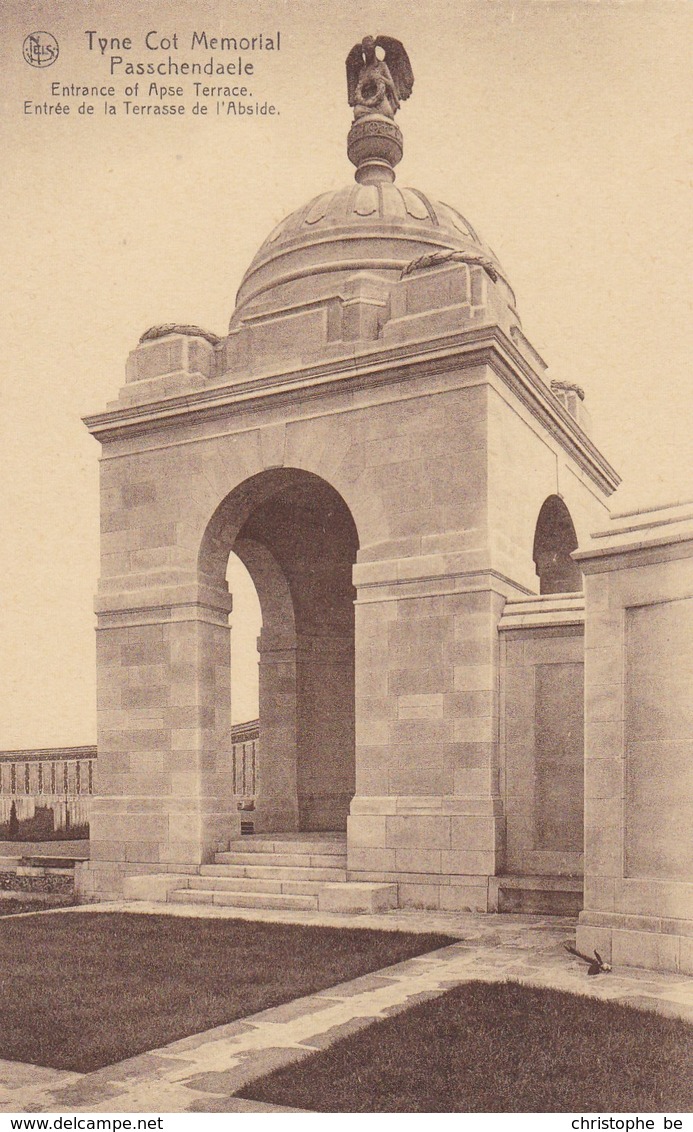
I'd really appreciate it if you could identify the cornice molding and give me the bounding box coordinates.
[84,325,620,495]
[498,593,585,630]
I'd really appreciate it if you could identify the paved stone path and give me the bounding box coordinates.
[1,902,692,1113]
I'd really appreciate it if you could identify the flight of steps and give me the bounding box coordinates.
[175,834,349,911]
[123,833,397,914]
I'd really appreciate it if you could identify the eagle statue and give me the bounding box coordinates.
[346,36,414,120]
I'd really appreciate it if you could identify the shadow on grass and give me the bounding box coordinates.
[0,911,454,1072]
[238,979,693,1112]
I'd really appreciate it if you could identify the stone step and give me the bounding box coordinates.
[124,871,400,914]
[201,863,347,883]
[123,873,200,902]
[171,881,397,914]
[186,874,333,896]
[492,875,583,916]
[227,837,346,856]
[214,850,346,869]
[170,889,318,911]
[318,882,398,914]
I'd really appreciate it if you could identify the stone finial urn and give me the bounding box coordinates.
[347,115,404,184]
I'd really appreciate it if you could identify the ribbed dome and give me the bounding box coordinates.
[232,183,514,324]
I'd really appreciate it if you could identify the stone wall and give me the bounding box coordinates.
[575,502,693,974]
[499,596,585,880]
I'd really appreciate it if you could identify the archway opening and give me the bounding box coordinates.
[201,469,359,834]
[227,552,261,726]
[532,495,581,594]
[226,553,261,819]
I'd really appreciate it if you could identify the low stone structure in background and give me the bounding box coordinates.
[0,721,258,843]
[0,746,95,840]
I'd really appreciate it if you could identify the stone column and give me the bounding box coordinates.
[254,627,299,832]
[85,582,237,900]
[347,558,506,912]
[295,634,355,831]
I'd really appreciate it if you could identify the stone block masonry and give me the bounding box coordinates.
[575,503,693,973]
[81,94,619,906]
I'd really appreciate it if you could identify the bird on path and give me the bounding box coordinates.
[564,943,612,975]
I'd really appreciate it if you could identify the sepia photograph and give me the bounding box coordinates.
[0,0,691,1121]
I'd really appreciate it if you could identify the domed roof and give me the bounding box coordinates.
[232,182,514,323]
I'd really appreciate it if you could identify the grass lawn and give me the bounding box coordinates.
[0,897,75,916]
[238,980,693,1113]
[0,911,453,1072]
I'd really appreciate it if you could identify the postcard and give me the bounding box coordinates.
[0,1,691,1122]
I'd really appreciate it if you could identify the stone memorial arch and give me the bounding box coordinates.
[82,35,622,913]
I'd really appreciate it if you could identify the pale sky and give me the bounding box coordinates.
[0,0,691,748]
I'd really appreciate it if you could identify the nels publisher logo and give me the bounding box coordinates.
[23,32,59,68]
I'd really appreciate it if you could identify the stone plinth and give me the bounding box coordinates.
[575,502,693,973]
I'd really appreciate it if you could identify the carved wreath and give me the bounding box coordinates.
[139,324,221,347]
[401,250,499,283]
